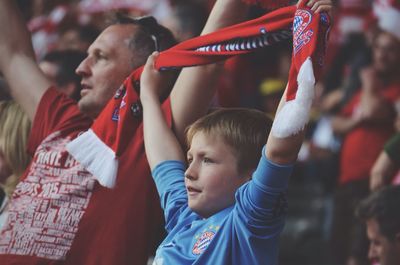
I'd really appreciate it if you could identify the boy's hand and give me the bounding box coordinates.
[140,51,166,103]
[299,0,333,13]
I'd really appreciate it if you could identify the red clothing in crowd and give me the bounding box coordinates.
[0,88,169,265]
[339,83,400,184]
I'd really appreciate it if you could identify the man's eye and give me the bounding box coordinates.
[94,51,107,60]
[187,158,193,165]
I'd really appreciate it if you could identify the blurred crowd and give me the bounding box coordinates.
[0,0,399,265]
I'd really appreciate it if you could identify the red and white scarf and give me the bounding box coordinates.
[67,3,330,188]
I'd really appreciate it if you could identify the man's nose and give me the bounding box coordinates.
[76,57,91,77]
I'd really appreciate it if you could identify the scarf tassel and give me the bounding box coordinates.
[271,57,315,138]
[66,129,118,188]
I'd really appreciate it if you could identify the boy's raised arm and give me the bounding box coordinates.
[0,0,51,120]
[266,0,332,165]
[266,88,306,165]
[141,53,185,170]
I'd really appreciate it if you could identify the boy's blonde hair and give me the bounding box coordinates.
[0,101,31,196]
[186,108,273,175]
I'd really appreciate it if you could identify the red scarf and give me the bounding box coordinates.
[67,4,330,188]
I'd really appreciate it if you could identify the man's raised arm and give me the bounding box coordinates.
[170,0,249,146]
[0,0,51,120]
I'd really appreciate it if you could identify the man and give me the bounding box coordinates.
[0,0,249,264]
[39,49,87,101]
[356,186,400,265]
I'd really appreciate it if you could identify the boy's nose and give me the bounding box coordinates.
[185,164,198,180]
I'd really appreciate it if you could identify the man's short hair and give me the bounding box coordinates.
[186,108,273,175]
[110,13,177,69]
[356,185,400,241]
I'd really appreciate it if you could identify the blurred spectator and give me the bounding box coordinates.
[356,185,400,265]
[29,4,74,58]
[330,27,400,265]
[161,1,208,42]
[0,100,31,228]
[370,129,400,190]
[39,49,86,101]
[57,24,100,52]
[323,33,372,106]
[370,96,400,191]
[217,41,292,108]
[259,78,285,116]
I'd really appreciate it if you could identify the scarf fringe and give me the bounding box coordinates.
[66,129,118,188]
[271,57,315,138]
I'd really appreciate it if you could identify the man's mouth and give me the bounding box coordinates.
[80,84,92,96]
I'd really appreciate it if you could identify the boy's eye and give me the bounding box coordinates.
[203,157,213,163]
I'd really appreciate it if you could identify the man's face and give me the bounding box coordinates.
[373,32,400,74]
[76,24,138,118]
[366,218,400,265]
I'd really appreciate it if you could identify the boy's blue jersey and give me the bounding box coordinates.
[151,147,293,265]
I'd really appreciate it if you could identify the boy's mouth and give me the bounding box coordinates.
[187,186,201,195]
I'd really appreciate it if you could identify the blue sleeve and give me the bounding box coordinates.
[152,160,188,230]
[235,146,293,229]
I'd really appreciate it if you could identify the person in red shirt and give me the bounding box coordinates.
[331,28,400,265]
[0,0,250,264]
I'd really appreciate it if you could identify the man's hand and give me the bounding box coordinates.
[299,0,333,13]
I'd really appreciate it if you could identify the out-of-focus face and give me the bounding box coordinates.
[39,61,58,83]
[58,30,91,52]
[366,218,400,265]
[75,24,138,118]
[373,32,400,75]
[185,132,248,218]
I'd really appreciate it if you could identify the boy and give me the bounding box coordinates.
[140,3,331,264]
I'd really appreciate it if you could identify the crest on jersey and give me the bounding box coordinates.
[192,231,215,255]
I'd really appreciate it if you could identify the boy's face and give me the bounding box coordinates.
[366,218,400,265]
[185,131,248,218]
